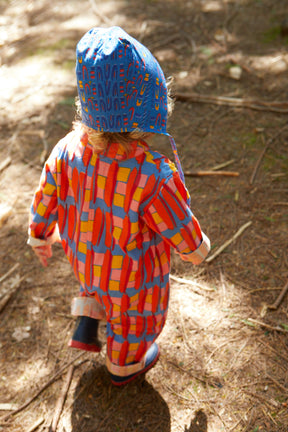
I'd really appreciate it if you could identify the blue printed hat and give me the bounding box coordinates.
[76,26,168,135]
[76,26,186,185]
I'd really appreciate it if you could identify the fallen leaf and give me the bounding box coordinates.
[12,326,31,342]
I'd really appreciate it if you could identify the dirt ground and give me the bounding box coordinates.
[0,0,288,431]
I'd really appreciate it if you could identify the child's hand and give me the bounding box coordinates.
[51,224,61,243]
[178,252,191,262]
[32,245,52,267]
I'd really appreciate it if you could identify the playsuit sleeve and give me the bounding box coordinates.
[27,148,59,247]
[142,170,210,265]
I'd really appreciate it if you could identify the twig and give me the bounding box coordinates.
[244,318,288,333]
[206,221,252,263]
[49,365,74,432]
[182,31,197,66]
[0,403,18,411]
[137,21,148,43]
[250,123,288,184]
[211,159,235,171]
[229,406,253,432]
[164,383,191,402]
[170,274,214,291]
[243,390,279,408]
[63,361,95,414]
[266,373,288,393]
[205,400,228,431]
[0,352,86,422]
[184,170,239,177]
[225,339,250,374]
[250,134,270,185]
[206,331,242,364]
[0,276,25,315]
[248,287,283,294]
[89,0,112,25]
[175,92,288,113]
[149,34,180,51]
[0,263,20,284]
[179,314,194,352]
[27,418,45,432]
[0,204,13,228]
[0,156,11,173]
[267,280,288,310]
[166,360,207,386]
[264,407,278,426]
[257,338,288,363]
[239,380,263,389]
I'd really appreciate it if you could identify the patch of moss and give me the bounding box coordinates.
[263,26,281,43]
[59,96,76,107]
[53,119,70,130]
[50,38,74,51]
[62,60,75,70]
[29,38,74,57]
[262,26,288,44]
[263,151,288,172]
[243,133,257,149]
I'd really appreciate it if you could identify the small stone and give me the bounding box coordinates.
[229,66,242,80]
[178,71,189,79]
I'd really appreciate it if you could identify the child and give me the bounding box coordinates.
[28,26,210,386]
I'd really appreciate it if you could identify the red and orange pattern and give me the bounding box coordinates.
[29,132,208,367]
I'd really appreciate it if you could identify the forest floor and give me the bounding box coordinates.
[0,0,288,431]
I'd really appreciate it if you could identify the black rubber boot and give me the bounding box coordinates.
[68,316,102,352]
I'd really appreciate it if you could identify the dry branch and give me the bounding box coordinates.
[0,352,86,423]
[0,263,19,284]
[175,92,288,114]
[0,204,13,229]
[170,274,214,291]
[206,221,252,263]
[0,156,11,173]
[49,365,74,432]
[267,280,288,310]
[184,170,239,177]
[27,418,45,432]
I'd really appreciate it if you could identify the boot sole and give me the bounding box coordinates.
[68,339,101,353]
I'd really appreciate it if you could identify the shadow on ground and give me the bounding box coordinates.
[71,365,171,432]
[184,410,208,432]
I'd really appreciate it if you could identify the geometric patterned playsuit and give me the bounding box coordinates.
[28,131,209,371]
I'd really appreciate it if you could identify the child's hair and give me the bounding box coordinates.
[73,77,175,155]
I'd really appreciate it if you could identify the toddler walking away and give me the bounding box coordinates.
[28,26,210,386]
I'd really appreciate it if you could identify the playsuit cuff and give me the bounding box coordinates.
[182,232,211,265]
[71,297,106,320]
[27,236,51,247]
[106,354,146,376]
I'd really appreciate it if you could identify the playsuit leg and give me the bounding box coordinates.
[71,283,169,376]
[103,282,170,375]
